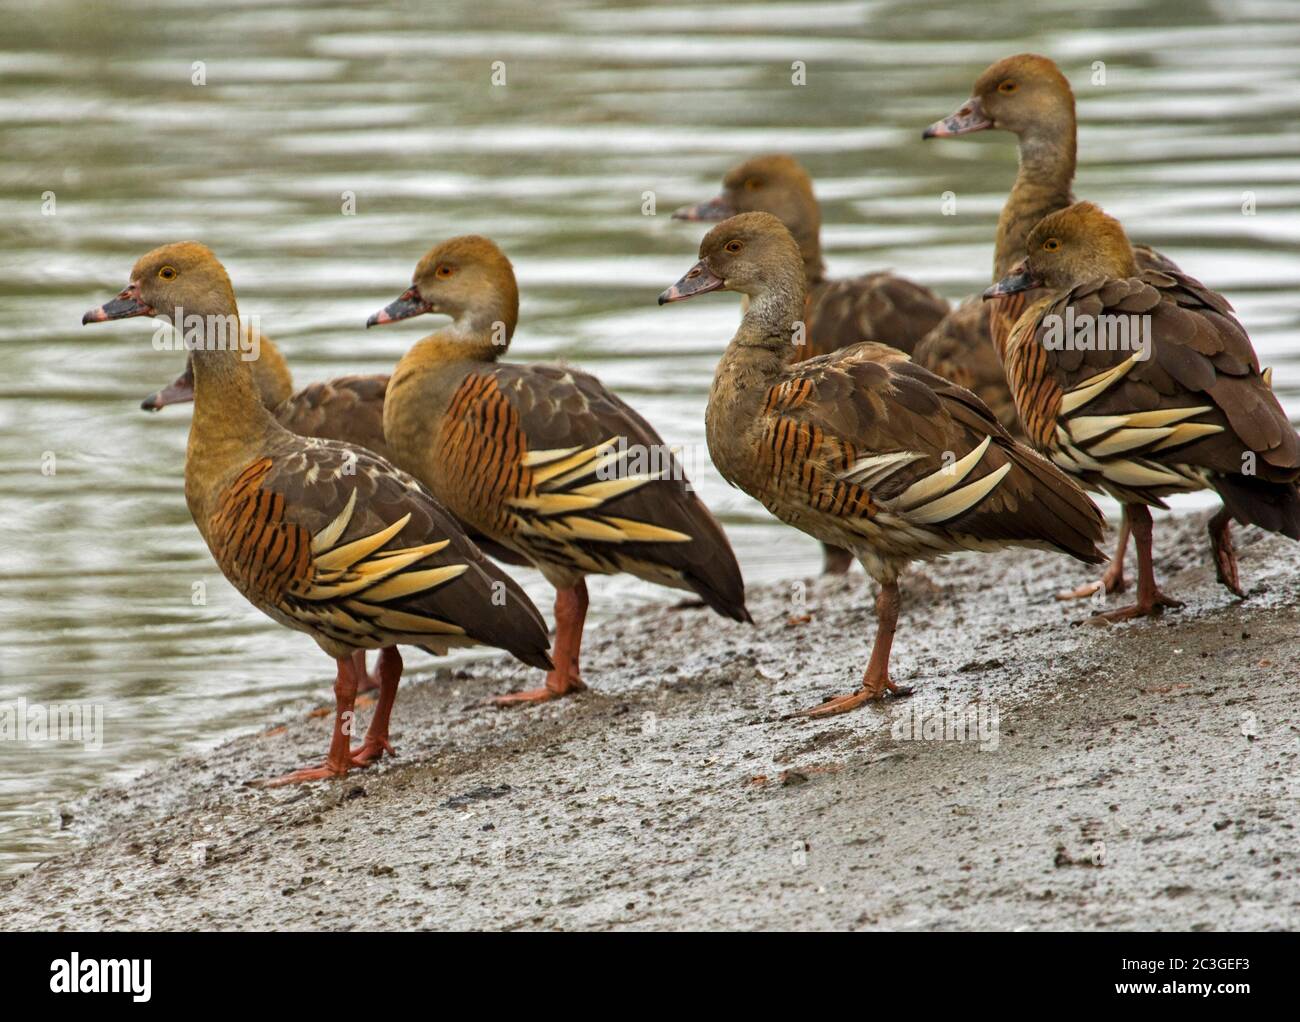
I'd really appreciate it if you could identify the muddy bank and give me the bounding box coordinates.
[3,510,1298,931]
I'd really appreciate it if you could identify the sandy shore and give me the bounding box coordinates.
[3,510,1297,931]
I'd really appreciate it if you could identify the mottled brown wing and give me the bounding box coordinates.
[436,364,749,621]
[987,245,1184,387]
[207,437,552,667]
[275,373,529,569]
[912,297,1022,437]
[1010,270,1300,506]
[804,272,948,360]
[275,375,392,461]
[1134,244,1184,276]
[757,343,1104,563]
[912,249,1184,443]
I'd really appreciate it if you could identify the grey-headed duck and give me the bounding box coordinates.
[674,153,950,576]
[661,213,1105,716]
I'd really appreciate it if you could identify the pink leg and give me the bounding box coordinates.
[495,580,590,706]
[1092,504,1183,621]
[821,544,854,576]
[794,579,912,718]
[259,656,360,786]
[353,649,381,694]
[1057,512,1130,600]
[352,647,402,767]
[1208,506,1244,597]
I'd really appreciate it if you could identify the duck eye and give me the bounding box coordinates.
[998,80,1018,94]
[435,265,455,279]
[724,240,743,254]
[743,178,761,191]
[158,265,178,280]
[1042,237,1061,252]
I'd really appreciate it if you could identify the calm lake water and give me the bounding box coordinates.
[2,0,1299,874]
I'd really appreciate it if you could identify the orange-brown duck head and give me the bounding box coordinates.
[659,211,803,306]
[673,154,820,238]
[984,202,1138,298]
[923,53,1074,140]
[83,242,236,327]
[367,235,519,341]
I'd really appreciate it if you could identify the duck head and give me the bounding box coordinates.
[140,361,195,410]
[984,202,1138,298]
[673,155,824,278]
[83,242,236,327]
[367,235,519,343]
[923,53,1074,140]
[659,211,803,306]
[673,155,819,233]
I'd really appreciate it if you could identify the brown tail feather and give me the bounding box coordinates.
[1213,474,1300,542]
[455,559,555,671]
[927,370,1107,565]
[1002,440,1108,564]
[686,566,752,624]
[681,511,752,624]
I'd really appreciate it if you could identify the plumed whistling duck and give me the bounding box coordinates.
[674,153,950,576]
[921,52,1185,598]
[141,331,397,694]
[367,235,750,705]
[141,331,530,694]
[85,243,553,784]
[986,202,1300,619]
[660,213,1106,717]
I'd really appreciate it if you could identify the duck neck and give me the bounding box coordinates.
[249,331,293,408]
[739,259,806,349]
[712,272,805,407]
[707,291,795,485]
[995,122,1077,278]
[715,330,789,390]
[186,312,281,473]
[794,226,827,287]
[425,293,520,363]
[400,306,517,373]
